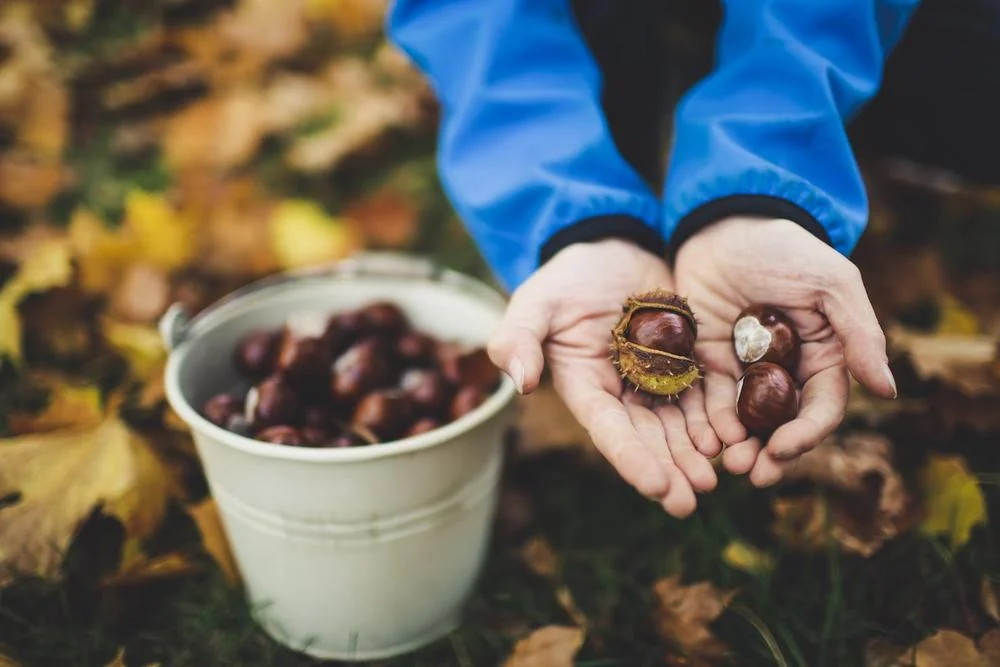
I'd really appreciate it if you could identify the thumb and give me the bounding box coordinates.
[821,263,897,399]
[487,291,550,395]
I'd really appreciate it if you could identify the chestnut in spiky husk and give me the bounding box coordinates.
[611,290,700,397]
[733,304,801,373]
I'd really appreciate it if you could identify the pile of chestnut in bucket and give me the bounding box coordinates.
[611,290,801,436]
[199,301,500,448]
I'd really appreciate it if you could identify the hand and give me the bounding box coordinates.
[673,217,897,487]
[487,239,720,517]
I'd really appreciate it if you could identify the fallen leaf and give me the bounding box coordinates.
[981,578,1000,623]
[0,413,173,583]
[501,626,584,667]
[888,323,999,397]
[68,208,135,294]
[109,262,171,324]
[893,630,989,667]
[268,198,362,269]
[7,373,103,434]
[104,648,126,667]
[101,319,166,381]
[978,628,1000,664]
[653,574,736,666]
[919,454,987,551]
[100,551,200,588]
[772,432,917,557]
[305,0,386,39]
[0,156,68,208]
[161,88,265,171]
[0,235,73,362]
[519,536,558,578]
[721,540,775,575]
[122,190,198,271]
[936,295,983,335]
[189,498,240,585]
[343,186,419,247]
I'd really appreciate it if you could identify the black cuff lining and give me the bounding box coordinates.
[539,215,666,266]
[666,195,833,263]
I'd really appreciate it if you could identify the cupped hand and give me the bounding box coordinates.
[487,239,720,517]
[673,217,897,487]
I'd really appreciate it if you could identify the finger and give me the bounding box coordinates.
[821,263,896,399]
[679,382,722,457]
[721,436,761,475]
[556,375,671,498]
[749,448,791,488]
[704,371,749,445]
[624,402,698,517]
[766,365,849,459]
[654,402,718,493]
[487,291,550,395]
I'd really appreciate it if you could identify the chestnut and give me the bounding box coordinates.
[301,425,335,447]
[323,309,368,358]
[255,425,306,446]
[736,362,798,436]
[329,432,363,448]
[733,304,801,373]
[249,375,300,426]
[397,331,436,364]
[235,330,280,380]
[626,308,696,357]
[202,393,242,427]
[352,389,415,441]
[437,346,500,392]
[399,368,453,415]
[451,385,487,420]
[406,417,441,437]
[330,338,397,403]
[275,330,330,382]
[303,405,337,429]
[359,301,409,335]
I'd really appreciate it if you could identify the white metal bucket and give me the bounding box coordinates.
[161,253,517,661]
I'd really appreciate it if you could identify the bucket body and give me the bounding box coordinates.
[162,254,517,660]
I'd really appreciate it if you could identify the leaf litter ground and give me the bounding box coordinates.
[3,0,1000,665]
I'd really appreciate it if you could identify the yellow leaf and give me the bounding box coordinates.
[935,295,982,336]
[101,551,200,588]
[102,319,166,381]
[68,208,134,293]
[0,413,173,583]
[919,455,987,551]
[189,499,240,585]
[7,375,103,434]
[0,236,73,362]
[268,199,361,269]
[123,190,197,270]
[722,540,775,575]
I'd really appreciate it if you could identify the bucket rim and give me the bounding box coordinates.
[162,252,519,463]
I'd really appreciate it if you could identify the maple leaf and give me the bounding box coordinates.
[0,411,174,583]
[0,235,73,362]
[918,454,987,551]
[268,198,362,269]
[501,626,585,667]
[653,574,736,666]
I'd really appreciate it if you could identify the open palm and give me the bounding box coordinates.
[673,217,897,487]
[488,239,719,517]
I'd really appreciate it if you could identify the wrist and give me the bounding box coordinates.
[539,214,665,267]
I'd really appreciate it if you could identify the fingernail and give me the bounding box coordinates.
[884,363,898,399]
[508,358,525,394]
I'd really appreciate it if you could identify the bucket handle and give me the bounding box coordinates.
[158,252,489,351]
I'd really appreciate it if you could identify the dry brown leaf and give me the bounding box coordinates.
[161,88,265,171]
[519,536,558,578]
[305,0,387,39]
[772,432,917,557]
[893,630,990,667]
[978,628,1000,665]
[189,498,240,585]
[981,578,1000,623]
[100,551,200,588]
[102,647,159,667]
[0,413,174,583]
[343,186,420,247]
[0,156,68,208]
[888,323,999,397]
[653,574,736,666]
[501,626,585,667]
[7,373,103,435]
[109,263,171,324]
[0,655,19,667]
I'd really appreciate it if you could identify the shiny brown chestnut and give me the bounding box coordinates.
[397,331,437,364]
[323,309,369,357]
[399,368,453,415]
[276,331,331,382]
[352,389,415,442]
[359,301,409,335]
[437,346,499,392]
[202,393,242,427]
[736,362,798,435]
[249,375,300,426]
[733,304,801,373]
[451,385,487,420]
[330,338,397,403]
[235,330,279,379]
[626,308,696,357]
[406,417,441,437]
[256,425,306,446]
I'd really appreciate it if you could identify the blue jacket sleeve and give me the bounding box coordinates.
[385,0,662,292]
[662,0,922,258]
